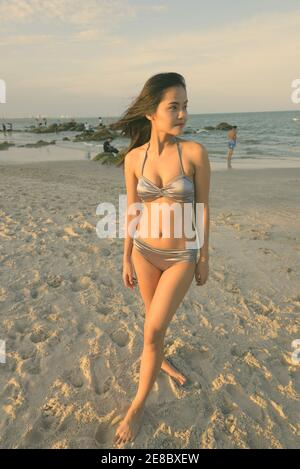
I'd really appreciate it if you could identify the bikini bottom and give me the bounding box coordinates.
[132,237,198,272]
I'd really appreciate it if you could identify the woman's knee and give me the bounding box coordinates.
[143,321,166,346]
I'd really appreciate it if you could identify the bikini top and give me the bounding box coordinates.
[136,139,195,203]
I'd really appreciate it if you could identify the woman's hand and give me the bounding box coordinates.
[123,259,137,289]
[195,259,209,286]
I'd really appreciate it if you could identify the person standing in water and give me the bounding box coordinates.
[227,125,237,169]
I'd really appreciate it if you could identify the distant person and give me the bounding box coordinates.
[2,123,7,136]
[98,116,103,127]
[103,137,119,155]
[84,121,90,132]
[7,123,13,133]
[227,125,237,169]
[43,118,47,127]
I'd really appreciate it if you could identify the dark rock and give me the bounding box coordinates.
[0,141,15,151]
[216,122,233,130]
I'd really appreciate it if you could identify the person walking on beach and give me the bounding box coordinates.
[2,123,6,136]
[227,125,237,169]
[110,72,210,446]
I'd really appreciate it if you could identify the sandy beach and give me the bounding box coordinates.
[0,156,299,449]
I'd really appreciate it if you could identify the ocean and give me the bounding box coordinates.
[1,110,300,162]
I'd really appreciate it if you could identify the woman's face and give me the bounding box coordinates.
[151,86,188,136]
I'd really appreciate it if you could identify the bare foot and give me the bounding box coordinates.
[114,403,144,446]
[161,359,187,386]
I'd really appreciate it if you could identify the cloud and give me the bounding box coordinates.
[0,0,167,46]
[0,0,157,26]
[2,6,300,113]
[0,34,54,47]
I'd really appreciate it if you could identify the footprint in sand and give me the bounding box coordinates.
[244,297,277,317]
[99,248,111,257]
[14,319,29,334]
[225,383,265,425]
[230,344,250,358]
[224,414,237,434]
[290,296,300,313]
[19,342,36,360]
[23,427,44,448]
[225,282,240,295]
[22,411,56,448]
[39,303,60,320]
[22,355,41,375]
[219,391,239,415]
[258,247,279,258]
[70,437,96,449]
[76,319,88,335]
[95,422,116,446]
[46,274,63,288]
[95,424,109,445]
[101,276,114,288]
[55,229,65,237]
[70,276,91,292]
[250,229,271,241]
[96,305,111,316]
[110,329,129,347]
[0,288,7,303]
[90,355,113,396]
[30,329,49,344]
[30,288,39,299]
[63,368,84,389]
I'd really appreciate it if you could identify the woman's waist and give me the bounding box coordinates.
[138,211,195,229]
[134,232,198,250]
[136,213,196,239]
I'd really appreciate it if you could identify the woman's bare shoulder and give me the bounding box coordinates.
[179,139,209,174]
[179,138,207,152]
[124,144,146,175]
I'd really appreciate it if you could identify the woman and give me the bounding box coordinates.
[111,72,210,446]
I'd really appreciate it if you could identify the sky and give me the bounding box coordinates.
[1,0,300,117]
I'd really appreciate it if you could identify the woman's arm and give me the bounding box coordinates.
[123,149,142,263]
[191,142,211,262]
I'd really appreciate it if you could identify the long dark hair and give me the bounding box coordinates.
[110,72,186,167]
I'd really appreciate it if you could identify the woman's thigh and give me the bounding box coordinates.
[144,261,196,343]
[131,246,162,311]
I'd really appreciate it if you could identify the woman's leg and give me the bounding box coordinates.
[114,259,196,445]
[227,147,233,168]
[131,246,187,383]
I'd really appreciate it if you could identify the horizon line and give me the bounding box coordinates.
[1,108,300,120]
